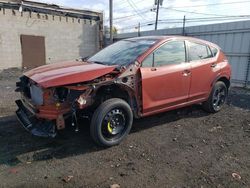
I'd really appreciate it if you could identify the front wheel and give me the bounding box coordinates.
[90,98,133,147]
[202,81,228,113]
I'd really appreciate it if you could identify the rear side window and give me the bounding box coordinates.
[188,41,212,61]
[210,46,218,57]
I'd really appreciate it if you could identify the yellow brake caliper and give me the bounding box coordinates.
[107,121,113,133]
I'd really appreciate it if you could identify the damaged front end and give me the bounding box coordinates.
[15,76,57,137]
[15,59,141,138]
[15,75,96,138]
[15,100,56,137]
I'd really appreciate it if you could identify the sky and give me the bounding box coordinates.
[35,0,250,33]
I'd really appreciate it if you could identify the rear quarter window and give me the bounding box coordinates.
[210,46,218,57]
[188,41,212,61]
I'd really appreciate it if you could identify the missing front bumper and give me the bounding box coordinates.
[15,100,56,138]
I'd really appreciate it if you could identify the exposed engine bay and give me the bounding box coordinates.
[15,62,141,137]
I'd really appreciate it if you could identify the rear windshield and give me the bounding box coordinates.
[88,39,157,66]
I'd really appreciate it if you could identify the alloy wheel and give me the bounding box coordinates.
[212,86,226,111]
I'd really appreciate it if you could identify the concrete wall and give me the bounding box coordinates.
[114,20,250,87]
[0,8,100,69]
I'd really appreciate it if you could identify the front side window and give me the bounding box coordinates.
[188,41,212,61]
[142,41,186,67]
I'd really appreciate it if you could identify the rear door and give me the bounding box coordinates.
[140,40,191,115]
[186,40,220,101]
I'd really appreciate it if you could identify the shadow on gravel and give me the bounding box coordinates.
[0,87,248,165]
[132,104,209,132]
[0,105,209,165]
[0,118,99,165]
[0,88,250,166]
[227,87,250,110]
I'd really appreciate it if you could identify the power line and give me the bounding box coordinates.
[114,0,250,13]
[110,0,250,21]
[126,0,149,20]
[113,0,128,7]
[119,16,250,30]
[113,0,145,12]
[185,15,250,20]
[105,4,152,22]
[107,0,250,25]
[162,7,231,17]
[165,0,250,9]
[114,12,250,24]
[109,9,149,21]
[111,7,224,23]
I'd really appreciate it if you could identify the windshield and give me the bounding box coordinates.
[88,39,157,66]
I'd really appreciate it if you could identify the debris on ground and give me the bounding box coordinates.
[172,137,177,141]
[174,124,182,128]
[62,175,73,183]
[232,172,241,180]
[110,184,120,188]
[109,177,114,181]
[9,168,19,174]
[208,126,222,132]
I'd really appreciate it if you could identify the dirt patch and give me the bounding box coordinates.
[0,68,22,117]
[0,69,250,188]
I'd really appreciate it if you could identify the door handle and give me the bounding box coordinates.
[211,63,217,68]
[151,67,157,71]
[182,70,191,76]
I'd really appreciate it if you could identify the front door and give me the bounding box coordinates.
[140,40,191,115]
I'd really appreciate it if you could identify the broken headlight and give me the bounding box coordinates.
[54,87,69,102]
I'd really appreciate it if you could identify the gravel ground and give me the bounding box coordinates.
[0,69,250,188]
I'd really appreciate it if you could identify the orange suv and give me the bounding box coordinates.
[16,36,231,146]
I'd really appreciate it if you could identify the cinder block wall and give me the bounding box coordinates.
[0,8,100,69]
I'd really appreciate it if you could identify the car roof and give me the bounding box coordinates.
[124,35,219,49]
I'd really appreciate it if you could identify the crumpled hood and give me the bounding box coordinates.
[24,61,116,88]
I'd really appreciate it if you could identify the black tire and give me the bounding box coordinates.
[202,81,228,113]
[90,98,133,147]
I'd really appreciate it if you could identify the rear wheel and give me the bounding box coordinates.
[90,98,133,147]
[202,81,228,113]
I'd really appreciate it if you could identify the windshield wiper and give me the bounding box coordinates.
[89,61,106,65]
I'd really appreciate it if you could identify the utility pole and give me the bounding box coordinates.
[109,0,113,43]
[245,42,250,87]
[138,22,141,36]
[155,0,160,30]
[182,15,186,36]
